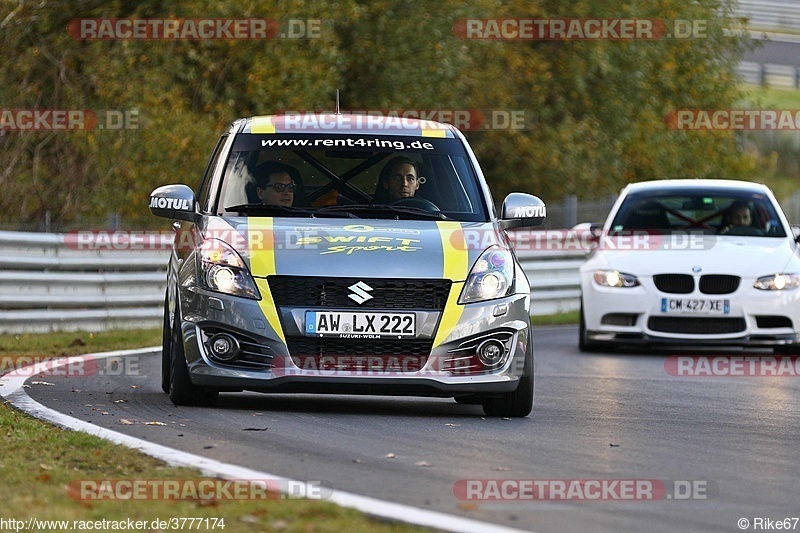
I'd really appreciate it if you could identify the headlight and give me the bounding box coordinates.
[754,273,800,291]
[197,239,260,299]
[459,246,514,304]
[593,269,640,288]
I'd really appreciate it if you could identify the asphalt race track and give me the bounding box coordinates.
[19,326,800,533]
[744,38,800,68]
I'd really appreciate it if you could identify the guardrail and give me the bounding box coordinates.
[515,248,587,316]
[0,230,588,333]
[738,60,800,88]
[0,232,170,333]
[736,0,800,32]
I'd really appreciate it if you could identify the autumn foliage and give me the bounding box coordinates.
[0,0,753,229]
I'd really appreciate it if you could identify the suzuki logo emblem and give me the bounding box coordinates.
[348,281,374,304]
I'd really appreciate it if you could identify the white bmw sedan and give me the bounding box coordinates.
[579,179,800,352]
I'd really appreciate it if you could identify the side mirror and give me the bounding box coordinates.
[571,222,601,248]
[500,193,546,229]
[149,184,196,221]
[791,224,800,242]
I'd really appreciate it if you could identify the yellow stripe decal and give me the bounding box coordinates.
[433,221,469,347]
[251,116,276,134]
[421,128,447,138]
[249,218,285,344]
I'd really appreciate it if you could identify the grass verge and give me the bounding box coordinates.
[530,311,579,326]
[0,328,430,532]
[741,84,800,109]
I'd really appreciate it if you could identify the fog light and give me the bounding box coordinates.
[208,333,240,362]
[477,339,506,368]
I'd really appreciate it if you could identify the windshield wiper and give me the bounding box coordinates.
[224,203,356,218]
[315,204,451,220]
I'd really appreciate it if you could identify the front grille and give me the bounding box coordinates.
[653,274,694,294]
[200,326,274,369]
[755,316,794,329]
[699,275,740,295]
[288,338,432,373]
[648,317,746,334]
[268,276,451,310]
[288,338,432,356]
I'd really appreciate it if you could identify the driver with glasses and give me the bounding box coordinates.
[255,161,298,207]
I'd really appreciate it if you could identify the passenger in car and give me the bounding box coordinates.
[254,161,299,207]
[376,156,421,202]
[719,200,754,234]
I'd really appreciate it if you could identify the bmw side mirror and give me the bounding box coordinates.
[500,193,546,229]
[149,184,196,221]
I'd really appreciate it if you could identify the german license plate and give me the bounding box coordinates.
[305,311,416,338]
[661,298,729,314]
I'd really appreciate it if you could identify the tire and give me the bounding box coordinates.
[578,301,601,352]
[160,294,172,394]
[168,312,219,407]
[482,338,533,417]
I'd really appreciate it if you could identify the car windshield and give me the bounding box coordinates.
[609,188,787,237]
[215,133,489,221]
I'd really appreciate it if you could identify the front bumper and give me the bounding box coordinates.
[583,329,800,348]
[581,276,800,348]
[177,288,532,396]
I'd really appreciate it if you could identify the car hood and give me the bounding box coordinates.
[204,217,502,280]
[590,236,800,278]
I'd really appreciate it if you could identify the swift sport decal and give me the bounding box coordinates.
[294,231,422,255]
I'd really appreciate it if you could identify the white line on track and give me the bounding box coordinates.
[0,348,534,533]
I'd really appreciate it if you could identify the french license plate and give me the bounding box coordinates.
[661,298,730,314]
[305,311,416,338]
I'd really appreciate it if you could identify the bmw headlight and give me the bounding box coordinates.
[754,273,800,291]
[459,246,514,304]
[198,239,260,299]
[593,269,640,288]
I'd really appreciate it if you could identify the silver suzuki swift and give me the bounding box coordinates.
[150,113,545,417]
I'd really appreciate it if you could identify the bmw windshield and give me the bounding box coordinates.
[609,188,788,237]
